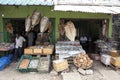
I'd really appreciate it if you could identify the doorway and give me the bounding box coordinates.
[60,18,103,53]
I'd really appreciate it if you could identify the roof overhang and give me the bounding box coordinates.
[0,0,53,6]
[54,5,120,14]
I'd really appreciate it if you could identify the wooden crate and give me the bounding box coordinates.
[110,50,120,57]
[110,57,120,68]
[24,46,36,54]
[24,48,33,54]
[43,45,54,55]
[33,49,42,54]
[53,59,69,72]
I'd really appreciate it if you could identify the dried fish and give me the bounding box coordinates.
[58,23,65,36]
[64,21,76,41]
[6,23,13,34]
[25,16,31,32]
[31,10,41,28]
[40,16,49,35]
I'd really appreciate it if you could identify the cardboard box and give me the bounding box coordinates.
[53,59,69,72]
[101,54,111,65]
[110,50,120,57]
[110,57,120,67]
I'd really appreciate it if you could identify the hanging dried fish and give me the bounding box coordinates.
[48,21,52,35]
[25,16,31,32]
[102,23,107,37]
[6,23,13,34]
[58,23,65,36]
[31,10,41,29]
[40,16,49,35]
[64,21,76,41]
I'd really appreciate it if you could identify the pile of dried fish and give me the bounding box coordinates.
[73,52,93,69]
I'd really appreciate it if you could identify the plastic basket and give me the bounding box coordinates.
[28,57,40,72]
[37,55,51,73]
[16,55,32,72]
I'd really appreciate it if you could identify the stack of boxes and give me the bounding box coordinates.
[110,50,120,68]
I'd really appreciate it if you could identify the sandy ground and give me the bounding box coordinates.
[0,61,120,80]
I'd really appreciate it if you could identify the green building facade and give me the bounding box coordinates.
[0,5,112,43]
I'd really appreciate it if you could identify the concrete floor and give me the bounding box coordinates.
[0,61,120,80]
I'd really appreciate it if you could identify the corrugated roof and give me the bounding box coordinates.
[0,0,54,6]
[54,5,120,14]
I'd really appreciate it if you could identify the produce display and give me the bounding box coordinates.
[19,59,30,69]
[73,52,93,69]
[0,42,14,51]
[56,41,85,57]
[28,59,39,68]
[95,40,119,52]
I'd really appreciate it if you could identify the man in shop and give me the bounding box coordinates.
[27,29,36,46]
[13,33,26,62]
[80,34,88,51]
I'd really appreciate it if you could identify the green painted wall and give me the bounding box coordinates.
[0,5,112,43]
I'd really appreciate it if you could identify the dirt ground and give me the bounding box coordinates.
[0,61,120,80]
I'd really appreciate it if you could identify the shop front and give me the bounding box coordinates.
[1,1,120,80]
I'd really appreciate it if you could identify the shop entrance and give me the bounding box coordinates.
[3,18,56,44]
[3,18,25,42]
[60,19,103,53]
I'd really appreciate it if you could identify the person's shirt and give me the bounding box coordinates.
[80,36,87,44]
[15,36,26,48]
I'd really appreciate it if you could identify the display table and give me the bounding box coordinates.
[95,40,119,54]
[0,42,14,56]
[55,41,85,59]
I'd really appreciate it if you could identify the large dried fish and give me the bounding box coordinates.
[31,10,41,28]
[6,23,13,34]
[64,21,76,41]
[58,23,65,36]
[40,16,49,33]
[25,16,31,32]
[47,21,52,35]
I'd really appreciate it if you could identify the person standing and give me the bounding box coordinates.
[13,33,26,61]
[80,34,88,51]
[27,29,35,46]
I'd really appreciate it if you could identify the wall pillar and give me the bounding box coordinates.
[108,15,112,38]
[55,17,60,42]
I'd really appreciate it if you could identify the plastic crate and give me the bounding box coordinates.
[37,55,51,73]
[16,55,32,72]
[28,57,40,72]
